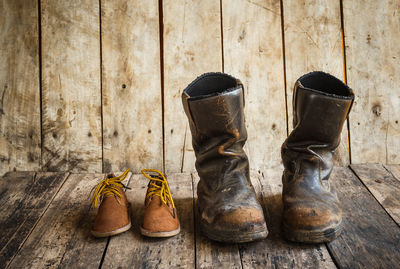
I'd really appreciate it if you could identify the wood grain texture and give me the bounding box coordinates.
[222,0,286,170]
[102,173,195,268]
[163,0,222,173]
[0,172,68,268]
[351,163,400,225]
[343,0,400,164]
[283,0,349,165]
[41,0,102,173]
[327,167,400,268]
[239,169,336,268]
[0,0,41,176]
[101,0,163,173]
[6,173,122,269]
[192,173,242,269]
[384,164,400,181]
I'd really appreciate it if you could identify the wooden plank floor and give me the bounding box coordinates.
[1,164,399,269]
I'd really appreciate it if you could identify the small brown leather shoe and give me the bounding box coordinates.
[90,169,131,237]
[140,169,180,237]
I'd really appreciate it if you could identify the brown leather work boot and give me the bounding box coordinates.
[140,169,180,237]
[281,71,354,243]
[90,170,131,237]
[182,73,268,243]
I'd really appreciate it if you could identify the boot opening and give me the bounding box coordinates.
[299,72,353,97]
[185,73,238,98]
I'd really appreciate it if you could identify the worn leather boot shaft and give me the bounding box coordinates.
[182,73,267,243]
[281,71,354,243]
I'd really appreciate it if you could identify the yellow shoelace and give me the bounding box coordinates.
[141,169,175,211]
[90,168,130,208]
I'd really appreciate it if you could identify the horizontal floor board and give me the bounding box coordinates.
[0,172,68,268]
[6,173,128,269]
[351,163,400,225]
[2,166,399,268]
[327,167,400,268]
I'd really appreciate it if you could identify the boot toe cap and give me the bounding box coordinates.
[283,203,342,231]
[216,207,265,228]
[200,207,268,243]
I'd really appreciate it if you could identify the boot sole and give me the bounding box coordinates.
[140,226,181,238]
[91,222,132,238]
[200,220,268,243]
[282,221,342,243]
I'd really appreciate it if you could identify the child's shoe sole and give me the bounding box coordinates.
[91,222,132,238]
[140,226,180,238]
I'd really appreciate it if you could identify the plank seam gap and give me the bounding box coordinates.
[279,0,289,137]
[5,173,71,269]
[99,0,104,173]
[191,173,197,269]
[256,171,269,233]
[0,173,39,259]
[180,125,187,173]
[98,237,110,269]
[219,0,224,73]
[325,242,341,269]
[238,243,244,269]
[349,165,400,228]
[38,0,44,170]
[339,0,352,164]
[158,0,166,173]
[382,164,400,181]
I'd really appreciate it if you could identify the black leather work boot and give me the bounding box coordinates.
[182,73,268,243]
[281,71,354,243]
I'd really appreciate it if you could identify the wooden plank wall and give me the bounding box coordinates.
[0,0,399,176]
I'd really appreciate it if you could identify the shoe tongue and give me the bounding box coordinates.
[149,175,163,185]
[150,180,162,186]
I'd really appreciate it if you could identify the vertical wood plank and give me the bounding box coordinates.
[350,164,400,225]
[343,0,400,164]
[192,173,242,269]
[239,169,336,268]
[0,172,68,268]
[222,0,286,170]
[102,173,195,268]
[7,173,119,269]
[41,0,102,173]
[283,0,349,165]
[163,0,222,173]
[327,167,400,268]
[0,0,41,176]
[101,0,163,173]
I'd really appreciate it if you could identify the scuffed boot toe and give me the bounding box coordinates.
[200,207,268,243]
[282,202,342,243]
